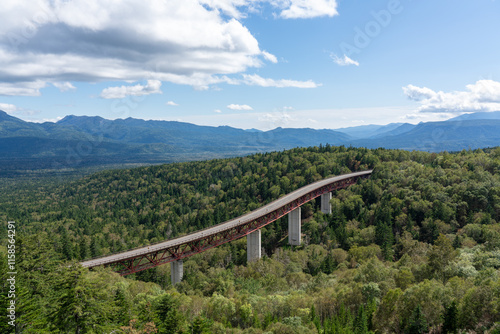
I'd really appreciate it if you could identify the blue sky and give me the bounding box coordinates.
[1,0,500,130]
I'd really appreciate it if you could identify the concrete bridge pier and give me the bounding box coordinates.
[288,207,301,246]
[171,260,183,285]
[247,229,262,262]
[321,192,332,214]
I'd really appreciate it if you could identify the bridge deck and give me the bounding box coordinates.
[80,170,372,269]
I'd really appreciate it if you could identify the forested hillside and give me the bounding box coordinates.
[2,145,500,333]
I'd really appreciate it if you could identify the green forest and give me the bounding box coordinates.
[2,145,500,333]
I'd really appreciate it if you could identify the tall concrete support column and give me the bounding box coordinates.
[171,260,183,285]
[321,192,332,214]
[247,229,262,262]
[288,207,301,246]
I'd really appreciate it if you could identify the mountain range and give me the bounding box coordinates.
[1,110,500,172]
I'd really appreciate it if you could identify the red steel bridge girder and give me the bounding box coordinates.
[90,173,371,275]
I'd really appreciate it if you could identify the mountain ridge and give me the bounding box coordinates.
[0,111,350,171]
[1,110,500,172]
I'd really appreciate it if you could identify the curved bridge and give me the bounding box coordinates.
[81,170,372,279]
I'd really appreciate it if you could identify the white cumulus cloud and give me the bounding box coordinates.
[227,104,253,110]
[403,84,436,101]
[166,101,179,106]
[0,0,336,96]
[0,0,277,95]
[199,0,253,19]
[258,111,294,127]
[331,54,359,66]
[199,0,339,19]
[0,102,39,116]
[100,80,162,99]
[53,82,76,92]
[0,81,46,96]
[279,0,339,19]
[262,51,278,63]
[242,74,319,88]
[403,80,500,113]
[0,103,19,113]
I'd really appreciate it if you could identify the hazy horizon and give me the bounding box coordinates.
[1,0,500,130]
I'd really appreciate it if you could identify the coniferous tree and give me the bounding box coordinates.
[15,234,62,332]
[154,293,183,334]
[406,305,428,334]
[321,251,336,274]
[49,265,117,333]
[310,304,321,332]
[442,301,458,334]
[61,231,73,260]
[190,316,211,334]
[79,237,88,260]
[90,238,99,258]
[354,305,369,334]
[374,205,394,260]
[114,284,131,326]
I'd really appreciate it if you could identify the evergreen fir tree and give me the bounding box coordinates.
[190,316,211,334]
[154,293,183,334]
[442,301,458,334]
[61,232,73,260]
[49,265,117,333]
[321,252,336,274]
[90,238,99,258]
[406,305,428,334]
[114,284,131,326]
[452,235,461,249]
[79,237,88,260]
[354,305,368,334]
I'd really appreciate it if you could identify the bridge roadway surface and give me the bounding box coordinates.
[80,170,372,270]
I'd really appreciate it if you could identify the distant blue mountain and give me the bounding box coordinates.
[352,120,500,151]
[369,123,416,138]
[334,124,384,139]
[0,111,350,170]
[447,111,500,121]
[1,110,500,172]
[54,115,350,149]
[334,122,415,139]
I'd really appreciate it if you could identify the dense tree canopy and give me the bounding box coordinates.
[1,145,500,333]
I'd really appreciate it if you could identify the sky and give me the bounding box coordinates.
[1,0,500,130]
